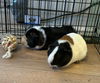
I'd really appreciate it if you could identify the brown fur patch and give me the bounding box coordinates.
[60,35,74,45]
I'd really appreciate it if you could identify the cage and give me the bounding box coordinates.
[0,0,100,54]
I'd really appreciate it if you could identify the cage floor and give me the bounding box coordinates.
[0,44,100,83]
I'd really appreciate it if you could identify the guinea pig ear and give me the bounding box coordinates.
[60,35,74,45]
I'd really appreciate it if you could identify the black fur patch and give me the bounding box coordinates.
[41,25,76,49]
[50,42,72,67]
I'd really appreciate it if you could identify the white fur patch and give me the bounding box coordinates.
[48,46,59,66]
[34,27,46,49]
[58,40,67,44]
[32,26,41,30]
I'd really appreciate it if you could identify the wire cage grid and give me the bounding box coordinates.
[0,0,100,54]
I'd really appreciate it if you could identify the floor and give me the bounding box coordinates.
[0,44,100,83]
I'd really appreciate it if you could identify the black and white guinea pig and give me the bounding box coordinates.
[22,25,76,50]
[48,33,87,68]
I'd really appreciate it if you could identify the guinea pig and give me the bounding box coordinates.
[22,25,76,50]
[47,33,87,68]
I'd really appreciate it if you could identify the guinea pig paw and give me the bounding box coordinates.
[2,52,12,59]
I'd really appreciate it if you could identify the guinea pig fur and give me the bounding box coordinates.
[22,25,76,50]
[48,33,87,68]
